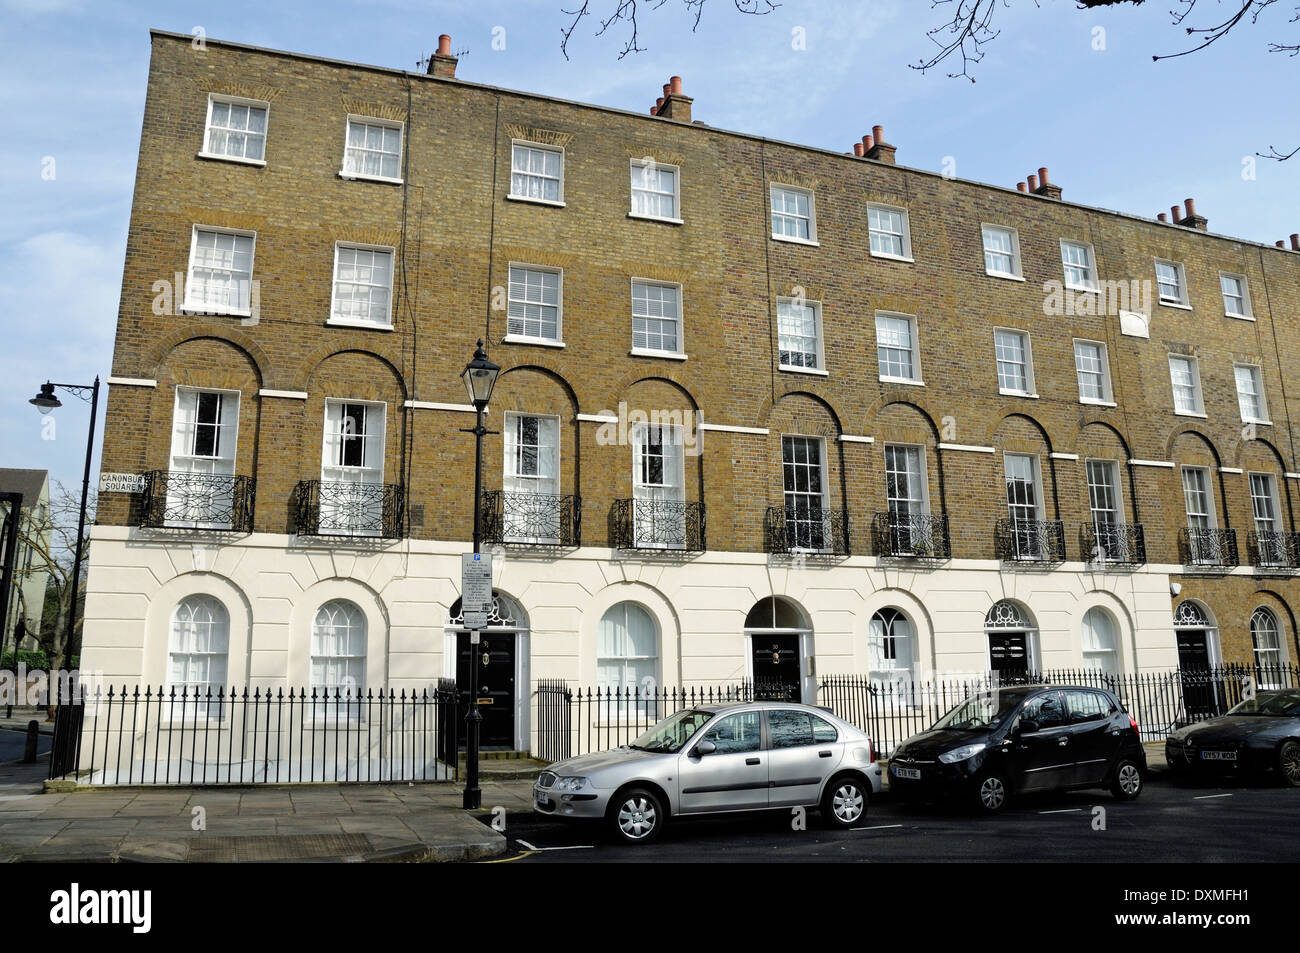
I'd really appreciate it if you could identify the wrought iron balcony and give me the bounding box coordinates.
[995,518,1066,563]
[765,505,851,556]
[1179,527,1238,568]
[1081,522,1147,566]
[1248,530,1300,570]
[872,511,951,559]
[139,470,255,532]
[294,480,405,539]
[481,490,581,547]
[610,498,705,552]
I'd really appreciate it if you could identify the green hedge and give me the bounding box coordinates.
[1,651,80,671]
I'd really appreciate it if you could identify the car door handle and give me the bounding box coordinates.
[818,750,833,758]
[746,758,761,766]
[1058,737,1069,746]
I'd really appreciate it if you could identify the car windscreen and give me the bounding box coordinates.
[933,689,1032,731]
[628,709,715,753]
[1227,690,1300,717]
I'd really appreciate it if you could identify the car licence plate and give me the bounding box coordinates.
[535,791,550,805]
[1200,750,1237,761]
[893,766,921,780]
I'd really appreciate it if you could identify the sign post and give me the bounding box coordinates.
[461,552,493,640]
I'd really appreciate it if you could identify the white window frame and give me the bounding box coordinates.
[781,434,831,554]
[504,263,564,346]
[1155,259,1190,308]
[867,203,914,262]
[1251,607,1286,681]
[874,311,922,385]
[981,224,1023,280]
[1168,354,1206,417]
[628,158,682,224]
[508,139,565,206]
[1219,272,1253,320]
[1181,465,1217,531]
[311,600,367,722]
[1072,338,1114,405]
[776,296,826,374]
[1234,363,1271,425]
[629,278,686,359]
[503,412,562,545]
[770,184,817,245]
[631,423,687,550]
[167,387,241,529]
[168,594,230,719]
[1085,459,1123,529]
[1004,452,1046,521]
[1060,239,1098,292]
[320,398,388,537]
[339,115,404,185]
[597,602,661,717]
[993,327,1036,397]
[1249,472,1284,567]
[328,242,395,330]
[183,225,257,317]
[198,94,269,167]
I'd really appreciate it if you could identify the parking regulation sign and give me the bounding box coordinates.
[461,552,493,632]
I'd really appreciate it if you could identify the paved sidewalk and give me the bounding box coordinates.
[0,761,528,863]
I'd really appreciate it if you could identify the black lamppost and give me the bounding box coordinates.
[459,341,499,810]
[29,377,100,672]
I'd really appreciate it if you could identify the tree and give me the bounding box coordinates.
[560,0,780,60]
[917,0,1297,159]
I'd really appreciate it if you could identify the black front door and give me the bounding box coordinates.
[989,632,1030,683]
[1176,630,1223,721]
[751,635,801,701]
[456,632,516,749]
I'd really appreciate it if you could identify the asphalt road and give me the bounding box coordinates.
[0,728,51,764]
[475,774,1300,863]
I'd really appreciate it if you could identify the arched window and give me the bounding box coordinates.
[869,608,916,683]
[597,603,659,710]
[1251,607,1284,686]
[169,595,229,715]
[1173,601,1209,628]
[312,601,366,716]
[1081,607,1120,679]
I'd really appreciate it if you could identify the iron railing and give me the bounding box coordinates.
[609,498,705,552]
[1179,527,1238,568]
[140,470,255,532]
[995,518,1066,563]
[764,504,851,556]
[872,512,951,559]
[294,480,406,539]
[1081,522,1147,566]
[481,490,581,547]
[49,683,458,785]
[1248,530,1300,570]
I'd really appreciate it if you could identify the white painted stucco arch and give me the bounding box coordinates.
[142,571,252,688]
[289,576,391,692]
[579,581,682,688]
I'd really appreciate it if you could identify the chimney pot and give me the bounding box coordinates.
[853,143,865,157]
[1158,213,1168,223]
[1277,241,1287,248]
[437,34,451,55]
[872,125,884,143]
[1291,233,1300,250]
[1037,167,1050,185]
[1027,174,1039,192]
[655,97,665,110]
[1184,197,1197,218]
[669,76,683,95]
[1171,206,1183,222]
[650,106,658,115]
[663,84,671,98]
[1017,182,1027,192]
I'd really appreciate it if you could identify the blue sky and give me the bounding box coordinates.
[2,0,1297,495]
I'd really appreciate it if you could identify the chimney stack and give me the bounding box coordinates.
[1032,166,1062,200]
[865,124,896,164]
[654,75,692,122]
[1178,197,1208,231]
[428,33,458,79]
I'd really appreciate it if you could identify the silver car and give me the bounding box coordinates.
[532,701,883,844]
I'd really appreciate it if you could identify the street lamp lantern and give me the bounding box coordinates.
[29,383,62,414]
[461,340,500,406]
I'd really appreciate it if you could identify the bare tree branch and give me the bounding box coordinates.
[561,0,778,60]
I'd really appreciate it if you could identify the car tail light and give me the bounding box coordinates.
[869,739,875,762]
[1129,715,1140,739]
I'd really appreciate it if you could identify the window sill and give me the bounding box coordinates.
[870,252,915,264]
[1225,312,1255,322]
[628,212,683,225]
[1174,409,1208,419]
[772,235,819,247]
[780,365,829,377]
[327,319,394,331]
[506,194,566,208]
[629,348,688,361]
[503,334,565,348]
[999,389,1039,399]
[986,270,1025,282]
[880,376,925,387]
[1065,283,1099,294]
[1242,418,1273,427]
[180,304,252,318]
[338,171,404,186]
[1079,398,1117,408]
[1159,300,1193,311]
[196,151,266,168]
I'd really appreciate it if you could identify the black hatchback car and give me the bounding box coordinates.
[889,685,1146,813]
[1165,688,1300,785]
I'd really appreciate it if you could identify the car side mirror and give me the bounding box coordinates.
[1017,719,1039,735]
[692,740,717,758]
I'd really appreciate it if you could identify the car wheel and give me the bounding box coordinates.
[609,787,665,845]
[974,771,1009,814]
[1277,741,1300,787]
[1110,758,1144,800]
[821,775,869,829]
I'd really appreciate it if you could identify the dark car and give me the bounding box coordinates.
[888,684,1146,813]
[1165,688,1300,786]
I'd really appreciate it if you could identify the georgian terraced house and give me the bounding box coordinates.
[83,29,1300,752]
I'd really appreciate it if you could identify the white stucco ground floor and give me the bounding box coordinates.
[77,526,1231,758]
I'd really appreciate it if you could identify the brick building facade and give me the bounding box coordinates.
[83,30,1299,750]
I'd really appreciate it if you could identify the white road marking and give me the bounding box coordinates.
[1039,808,1084,814]
[1194,793,1234,800]
[855,824,904,831]
[516,839,593,851]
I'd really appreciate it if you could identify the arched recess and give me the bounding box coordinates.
[1169,430,1230,535]
[146,325,272,388]
[304,349,408,494]
[872,401,947,539]
[1172,598,1220,668]
[443,589,531,750]
[142,571,253,688]
[608,377,704,506]
[1237,438,1295,553]
[984,599,1040,681]
[578,581,681,690]
[489,366,582,521]
[992,412,1060,522]
[1076,590,1138,677]
[744,596,814,703]
[858,587,936,681]
[1251,589,1298,676]
[762,392,848,536]
[1077,420,1140,533]
[290,576,391,693]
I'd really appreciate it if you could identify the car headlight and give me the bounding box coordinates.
[938,743,987,764]
[554,776,589,791]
